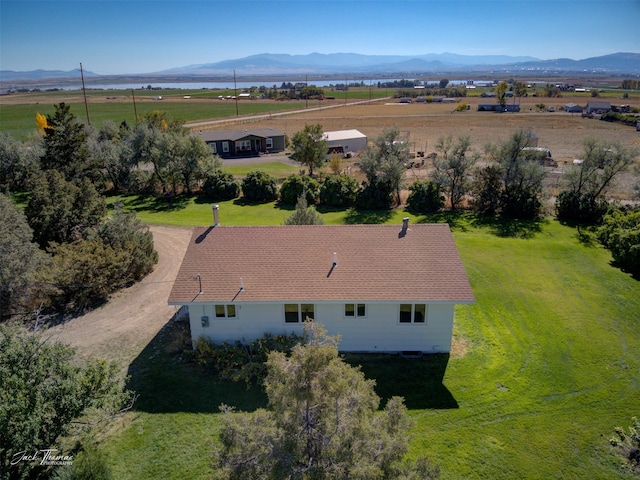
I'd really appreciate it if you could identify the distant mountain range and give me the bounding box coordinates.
[2,52,639,85]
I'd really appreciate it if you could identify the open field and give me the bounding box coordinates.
[206,95,640,164]
[2,87,639,165]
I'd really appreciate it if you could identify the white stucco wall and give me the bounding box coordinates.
[186,301,455,353]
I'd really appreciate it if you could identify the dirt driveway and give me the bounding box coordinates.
[46,225,193,367]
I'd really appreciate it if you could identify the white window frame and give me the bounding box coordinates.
[284,303,314,323]
[266,137,274,149]
[222,141,229,153]
[214,304,237,319]
[399,303,427,324]
[236,139,251,152]
[344,303,366,318]
[210,143,217,154]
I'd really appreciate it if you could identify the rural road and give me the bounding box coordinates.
[184,97,391,129]
[46,225,193,367]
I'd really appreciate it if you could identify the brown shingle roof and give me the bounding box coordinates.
[168,223,474,305]
[197,128,285,143]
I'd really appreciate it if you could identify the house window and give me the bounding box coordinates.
[266,137,273,149]
[399,304,426,323]
[284,303,314,323]
[222,141,229,153]
[210,143,217,154]
[236,139,251,152]
[215,304,237,318]
[345,303,366,317]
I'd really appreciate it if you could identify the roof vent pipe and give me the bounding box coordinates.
[212,204,220,226]
[400,217,409,237]
[333,252,338,267]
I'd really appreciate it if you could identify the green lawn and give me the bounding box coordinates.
[0,86,391,140]
[0,99,310,141]
[99,210,640,479]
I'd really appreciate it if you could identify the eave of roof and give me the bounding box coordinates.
[168,224,475,305]
[197,128,284,143]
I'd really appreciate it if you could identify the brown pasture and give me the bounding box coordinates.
[200,95,640,164]
[193,95,640,202]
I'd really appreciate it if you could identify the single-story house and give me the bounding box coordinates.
[323,129,367,156]
[168,217,475,354]
[564,103,584,113]
[197,128,286,158]
[586,101,612,114]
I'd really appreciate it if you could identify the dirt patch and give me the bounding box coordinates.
[45,225,192,367]
[450,332,469,359]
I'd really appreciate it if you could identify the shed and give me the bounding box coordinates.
[586,101,612,114]
[565,103,584,113]
[323,129,367,155]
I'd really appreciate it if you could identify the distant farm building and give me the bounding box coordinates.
[586,102,612,114]
[477,104,520,112]
[565,103,584,113]
[324,129,367,156]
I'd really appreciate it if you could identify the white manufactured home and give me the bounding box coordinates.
[168,218,474,354]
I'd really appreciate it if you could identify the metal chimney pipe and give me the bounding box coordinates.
[212,204,220,226]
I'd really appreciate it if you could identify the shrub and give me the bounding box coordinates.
[500,184,542,220]
[355,180,393,210]
[609,416,640,473]
[202,171,240,201]
[406,180,444,213]
[279,174,319,205]
[556,190,609,225]
[192,332,304,384]
[597,208,640,276]
[600,111,639,127]
[89,204,158,281]
[241,171,278,202]
[319,174,360,207]
[284,195,324,225]
[470,165,503,215]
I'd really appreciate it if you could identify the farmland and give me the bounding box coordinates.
[2,84,640,479]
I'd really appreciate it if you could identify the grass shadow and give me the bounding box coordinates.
[126,319,267,414]
[470,214,546,239]
[230,197,278,207]
[109,193,192,213]
[343,353,458,410]
[410,210,471,232]
[575,225,599,247]
[126,319,457,414]
[343,207,393,224]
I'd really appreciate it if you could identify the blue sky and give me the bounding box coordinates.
[1,0,639,74]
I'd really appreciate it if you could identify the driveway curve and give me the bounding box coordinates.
[47,225,193,367]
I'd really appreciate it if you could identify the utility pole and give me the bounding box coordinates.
[80,62,90,125]
[131,89,138,123]
[234,70,239,116]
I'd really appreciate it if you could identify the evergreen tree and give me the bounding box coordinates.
[212,323,440,480]
[284,195,324,225]
[41,103,95,181]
